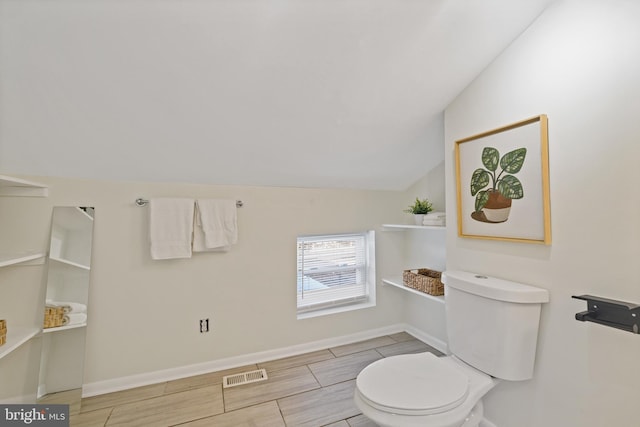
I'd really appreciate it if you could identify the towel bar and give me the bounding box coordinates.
[135,198,243,208]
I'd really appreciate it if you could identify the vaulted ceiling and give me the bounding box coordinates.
[0,0,554,190]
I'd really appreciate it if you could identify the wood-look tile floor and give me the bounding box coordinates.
[72,332,443,427]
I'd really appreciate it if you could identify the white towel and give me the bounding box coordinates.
[193,199,237,252]
[46,300,87,314]
[423,211,446,226]
[62,312,87,326]
[425,211,446,218]
[149,198,195,260]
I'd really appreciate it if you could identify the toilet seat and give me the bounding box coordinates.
[356,352,470,416]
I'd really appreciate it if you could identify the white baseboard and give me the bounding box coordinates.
[402,324,449,354]
[83,323,419,397]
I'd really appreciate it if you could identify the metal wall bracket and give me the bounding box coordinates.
[572,295,640,334]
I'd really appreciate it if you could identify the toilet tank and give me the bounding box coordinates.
[442,270,549,381]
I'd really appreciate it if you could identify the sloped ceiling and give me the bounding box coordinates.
[0,0,554,190]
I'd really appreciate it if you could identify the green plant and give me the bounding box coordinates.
[471,146,526,212]
[404,197,433,215]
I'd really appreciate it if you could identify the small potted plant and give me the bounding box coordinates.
[404,197,433,225]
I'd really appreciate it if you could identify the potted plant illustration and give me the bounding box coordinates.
[404,197,433,225]
[470,147,526,223]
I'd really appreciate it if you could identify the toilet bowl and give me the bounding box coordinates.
[354,352,498,427]
[354,270,549,427]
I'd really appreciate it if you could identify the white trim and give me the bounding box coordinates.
[297,300,376,320]
[296,230,375,317]
[403,323,449,354]
[82,323,433,398]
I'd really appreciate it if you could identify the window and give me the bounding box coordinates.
[297,231,375,317]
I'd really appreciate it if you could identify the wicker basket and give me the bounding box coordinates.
[0,319,6,346]
[44,306,65,329]
[403,268,444,296]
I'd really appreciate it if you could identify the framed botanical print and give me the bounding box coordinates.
[455,115,551,244]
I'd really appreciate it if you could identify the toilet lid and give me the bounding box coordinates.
[356,352,470,416]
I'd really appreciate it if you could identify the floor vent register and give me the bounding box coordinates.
[222,369,268,388]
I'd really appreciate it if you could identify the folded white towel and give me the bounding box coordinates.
[425,211,446,218]
[423,217,446,225]
[62,312,87,326]
[423,211,446,226]
[46,300,87,314]
[149,198,195,260]
[193,199,237,251]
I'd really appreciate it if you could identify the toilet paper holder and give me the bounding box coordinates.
[572,295,640,334]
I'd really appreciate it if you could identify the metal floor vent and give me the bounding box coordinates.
[222,369,268,388]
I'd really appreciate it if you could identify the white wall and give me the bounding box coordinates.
[445,0,640,425]
[1,176,410,391]
[399,161,448,346]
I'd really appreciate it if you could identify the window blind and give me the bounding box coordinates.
[296,232,370,313]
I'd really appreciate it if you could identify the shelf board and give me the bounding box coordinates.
[0,175,48,197]
[0,326,40,360]
[49,256,90,271]
[0,252,46,268]
[42,323,87,334]
[382,277,445,304]
[382,224,446,231]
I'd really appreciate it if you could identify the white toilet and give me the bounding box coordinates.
[354,270,549,427]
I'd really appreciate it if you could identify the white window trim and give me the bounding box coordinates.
[296,230,376,319]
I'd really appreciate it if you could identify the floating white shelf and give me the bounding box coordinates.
[0,326,41,360]
[49,256,90,271]
[42,323,87,334]
[0,175,48,197]
[382,277,445,304]
[381,224,446,231]
[0,252,46,268]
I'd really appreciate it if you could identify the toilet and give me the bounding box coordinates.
[354,270,549,427]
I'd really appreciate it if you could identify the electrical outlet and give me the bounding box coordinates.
[199,318,210,333]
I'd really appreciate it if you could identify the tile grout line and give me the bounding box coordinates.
[275,399,287,427]
[221,380,228,414]
[306,360,323,387]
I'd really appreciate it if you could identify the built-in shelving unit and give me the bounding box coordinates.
[42,323,87,334]
[49,256,91,271]
[0,175,48,197]
[382,277,445,304]
[0,174,49,401]
[0,252,46,268]
[381,221,446,305]
[0,326,41,361]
